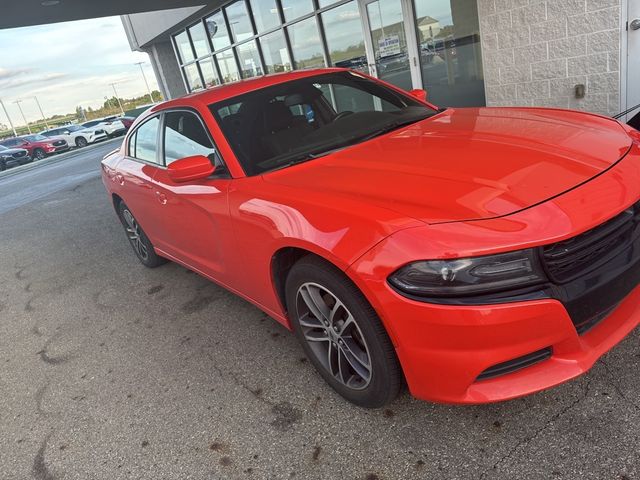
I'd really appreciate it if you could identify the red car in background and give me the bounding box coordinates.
[101,69,640,407]
[119,116,136,131]
[0,134,69,160]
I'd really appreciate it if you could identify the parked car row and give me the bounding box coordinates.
[0,115,134,173]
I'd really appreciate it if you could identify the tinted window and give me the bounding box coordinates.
[163,111,216,166]
[249,0,279,32]
[175,30,195,63]
[211,71,435,175]
[68,125,84,132]
[83,120,100,127]
[287,17,325,69]
[205,11,231,51]
[2,139,19,147]
[130,117,160,163]
[225,1,253,43]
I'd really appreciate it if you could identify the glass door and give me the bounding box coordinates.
[360,0,421,92]
[413,0,486,107]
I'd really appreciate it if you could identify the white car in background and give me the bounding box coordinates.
[40,124,108,148]
[81,116,126,138]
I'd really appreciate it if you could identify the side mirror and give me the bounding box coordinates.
[167,155,215,183]
[409,89,428,102]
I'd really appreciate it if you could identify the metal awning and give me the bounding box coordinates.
[1,0,208,29]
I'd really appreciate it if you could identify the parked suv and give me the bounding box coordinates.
[0,134,69,160]
[40,124,107,148]
[82,116,126,138]
[0,144,31,171]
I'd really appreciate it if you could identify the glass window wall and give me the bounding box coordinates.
[287,17,325,70]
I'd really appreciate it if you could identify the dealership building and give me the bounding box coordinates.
[122,0,637,118]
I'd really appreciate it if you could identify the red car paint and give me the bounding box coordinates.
[102,68,640,404]
[0,134,69,158]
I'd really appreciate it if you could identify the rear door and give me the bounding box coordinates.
[150,109,235,282]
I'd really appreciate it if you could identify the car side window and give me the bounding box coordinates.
[128,116,160,164]
[163,111,216,166]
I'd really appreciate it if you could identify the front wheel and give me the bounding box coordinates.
[75,137,88,148]
[285,256,402,408]
[117,202,166,268]
[0,161,6,171]
[33,149,46,160]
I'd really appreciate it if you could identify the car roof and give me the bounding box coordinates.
[152,68,349,112]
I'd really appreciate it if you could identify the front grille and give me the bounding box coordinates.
[12,151,26,158]
[95,129,105,134]
[476,347,552,381]
[542,201,640,283]
[53,140,66,146]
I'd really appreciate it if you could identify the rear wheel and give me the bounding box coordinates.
[117,202,166,268]
[75,137,88,148]
[33,148,46,160]
[285,256,402,408]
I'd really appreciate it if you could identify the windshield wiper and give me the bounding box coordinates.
[267,145,349,173]
[355,116,428,144]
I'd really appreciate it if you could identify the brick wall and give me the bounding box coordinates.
[478,0,621,115]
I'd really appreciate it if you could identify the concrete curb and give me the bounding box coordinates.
[0,137,122,180]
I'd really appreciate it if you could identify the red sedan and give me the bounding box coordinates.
[101,69,640,407]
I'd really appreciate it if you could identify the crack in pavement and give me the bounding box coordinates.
[600,358,640,412]
[479,378,593,479]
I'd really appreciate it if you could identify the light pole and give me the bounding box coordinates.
[33,96,49,130]
[135,62,154,103]
[0,98,17,136]
[109,83,125,115]
[13,100,31,134]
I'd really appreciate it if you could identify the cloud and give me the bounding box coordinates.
[0,16,159,125]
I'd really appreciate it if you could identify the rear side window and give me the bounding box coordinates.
[128,117,160,163]
[163,111,216,165]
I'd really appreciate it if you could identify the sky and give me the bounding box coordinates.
[0,16,159,127]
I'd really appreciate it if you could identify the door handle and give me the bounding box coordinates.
[155,191,167,205]
[631,19,640,31]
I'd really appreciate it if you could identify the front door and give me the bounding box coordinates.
[150,110,234,282]
[627,1,640,123]
[360,0,421,92]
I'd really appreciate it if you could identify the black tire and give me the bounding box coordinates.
[75,137,88,148]
[33,148,46,160]
[285,255,402,408]
[117,202,167,268]
[0,160,6,171]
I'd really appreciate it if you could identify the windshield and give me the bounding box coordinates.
[83,121,100,127]
[68,125,83,132]
[210,71,437,175]
[25,135,48,142]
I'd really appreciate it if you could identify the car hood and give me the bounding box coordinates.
[263,107,633,224]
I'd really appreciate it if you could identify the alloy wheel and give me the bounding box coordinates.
[296,282,372,390]
[122,209,149,261]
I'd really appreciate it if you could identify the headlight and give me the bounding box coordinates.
[388,249,546,297]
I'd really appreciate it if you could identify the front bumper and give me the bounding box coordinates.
[361,281,640,404]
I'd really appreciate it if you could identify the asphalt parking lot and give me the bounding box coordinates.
[1,145,639,480]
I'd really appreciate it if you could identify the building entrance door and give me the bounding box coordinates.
[359,0,422,92]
